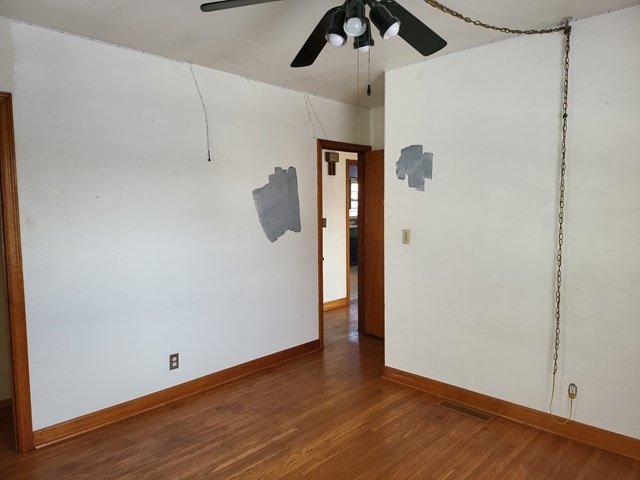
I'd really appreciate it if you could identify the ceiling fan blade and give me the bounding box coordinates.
[291,7,341,68]
[200,0,284,13]
[380,0,447,56]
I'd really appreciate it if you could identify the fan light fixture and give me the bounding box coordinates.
[354,18,374,52]
[369,3,400,39]
[326,9,348,46]
[202,0,448,69]
[326,0,400,51]
[344,0,367,36]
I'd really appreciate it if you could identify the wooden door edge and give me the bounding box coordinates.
[0,92,35,452]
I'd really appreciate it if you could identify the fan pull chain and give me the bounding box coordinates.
[356,49,360,143]
[356,49,360,108]
[367,49,372,97]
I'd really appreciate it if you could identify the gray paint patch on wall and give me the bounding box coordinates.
[253,167,302,243]
[396,145,433,192]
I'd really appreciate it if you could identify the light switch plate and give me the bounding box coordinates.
[402,229,411,244]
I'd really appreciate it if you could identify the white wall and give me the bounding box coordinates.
[322,151,354,303]
[0,18,14,92]
[1,19,369,430]
[369,107,385,150]
[385,6,640,440]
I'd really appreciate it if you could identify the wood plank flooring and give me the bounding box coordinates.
[1,302,639,479]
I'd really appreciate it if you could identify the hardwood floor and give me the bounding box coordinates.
[1,302,639,479]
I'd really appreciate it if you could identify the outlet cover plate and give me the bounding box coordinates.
[169,353,179,370]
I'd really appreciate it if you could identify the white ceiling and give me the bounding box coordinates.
[0,0,637,108]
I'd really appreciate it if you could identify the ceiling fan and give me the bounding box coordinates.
[200,0,447,67]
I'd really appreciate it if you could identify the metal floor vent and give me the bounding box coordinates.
[438,401,494,422]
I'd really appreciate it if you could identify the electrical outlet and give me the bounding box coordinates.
[568,383,577,399]
[169,353,179,370]
[402,229,411,245]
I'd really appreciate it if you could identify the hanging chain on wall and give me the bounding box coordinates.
[422,0,566,35]
[549,22,573,424]
[422,0,575,422]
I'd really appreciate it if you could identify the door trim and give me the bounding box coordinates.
[317,139,371,348]
[0,92,34,452]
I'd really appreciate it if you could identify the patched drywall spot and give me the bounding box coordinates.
[253,167,302,243]
[396,145,433,192]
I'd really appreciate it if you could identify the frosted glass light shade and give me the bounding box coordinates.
[382,21,400,39]
[327,33,346,46]
[344,17,366,37]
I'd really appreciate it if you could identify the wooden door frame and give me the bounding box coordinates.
[317,139,371,348]
[0,92,34,452]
